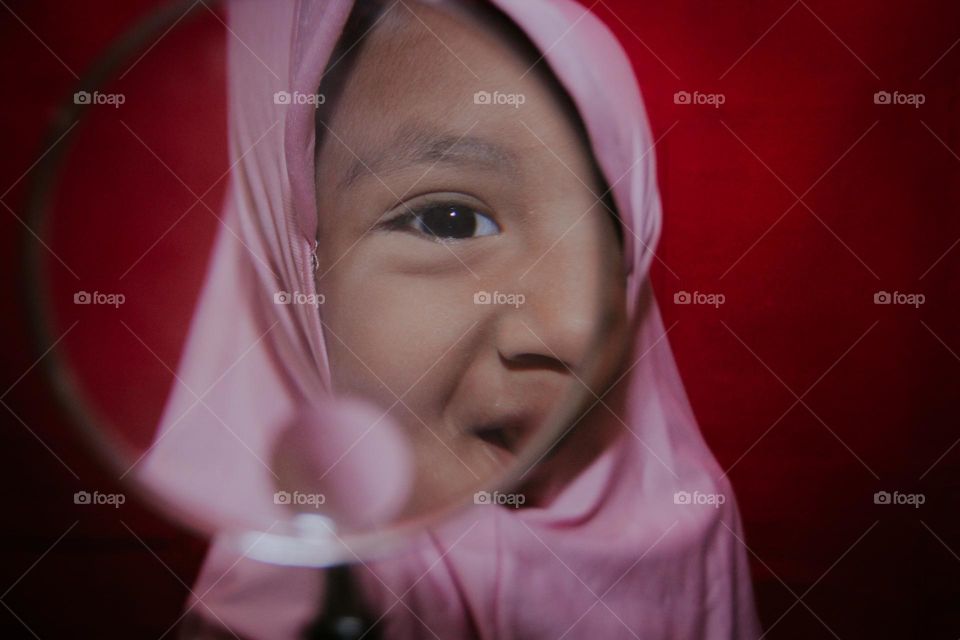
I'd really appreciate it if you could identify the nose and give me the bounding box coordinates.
[494,221,613,376]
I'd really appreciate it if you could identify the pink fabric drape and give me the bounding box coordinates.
[140,1,761,637]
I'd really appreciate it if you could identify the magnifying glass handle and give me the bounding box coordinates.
[304,565,380,640]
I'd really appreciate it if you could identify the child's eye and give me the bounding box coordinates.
[387,203,501,241]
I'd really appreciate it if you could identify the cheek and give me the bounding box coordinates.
[319,266,480,412]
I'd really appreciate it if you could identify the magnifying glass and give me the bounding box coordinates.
[22,0,624,636]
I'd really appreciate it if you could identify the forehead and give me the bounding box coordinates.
[316,1,589,185]
[343,2,538,107]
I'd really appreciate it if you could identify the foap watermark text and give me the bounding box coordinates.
[674,490,726,508]
[274,91,326,107]
[674,90,726,108]
[474,290,525,308]
[74,91,125,108]
[474,490,525,508]
[74,490,126,508]
[74,291,125,308]
[275,291,325,306]
[474,90,526,108]
[274,491,326,508]
[873,90,925,108]
[674,290,725,308]
[874,290,924,308]
[874,490,925,508]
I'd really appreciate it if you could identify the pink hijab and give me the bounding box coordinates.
[140,0,761,637]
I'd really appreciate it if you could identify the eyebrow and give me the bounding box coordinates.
[339,124,517,188]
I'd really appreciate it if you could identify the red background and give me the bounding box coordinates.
[2,1,959,637]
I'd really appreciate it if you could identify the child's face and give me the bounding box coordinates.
[314,1,629,516]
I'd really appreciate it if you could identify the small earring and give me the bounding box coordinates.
[311,240,319,273]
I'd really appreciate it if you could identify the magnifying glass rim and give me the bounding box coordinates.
[21,0,619,567]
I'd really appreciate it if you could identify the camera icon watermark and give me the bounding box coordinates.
[473,490,526,508]
[74,490,126,508]
[873,90,925,108]
[73,90,126,108]
[673,490,726,508]
[873,490,924,508]
[473,90,526,109]
[473,290,525,308]
[673,290,725,308]
[274,490,326,509]
[673,90,726,108]
[274,290,325,307]
[74,290,126,308]
[873,290,924,308]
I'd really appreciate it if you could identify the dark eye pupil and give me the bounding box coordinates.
[419,206,477,239]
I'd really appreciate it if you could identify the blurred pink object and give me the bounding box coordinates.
[140,0,761,637]
[272,399,413,531]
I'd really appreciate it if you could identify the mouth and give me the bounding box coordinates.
[472,422,520,451]
[468,415,557,507]
[467,413,538,460]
